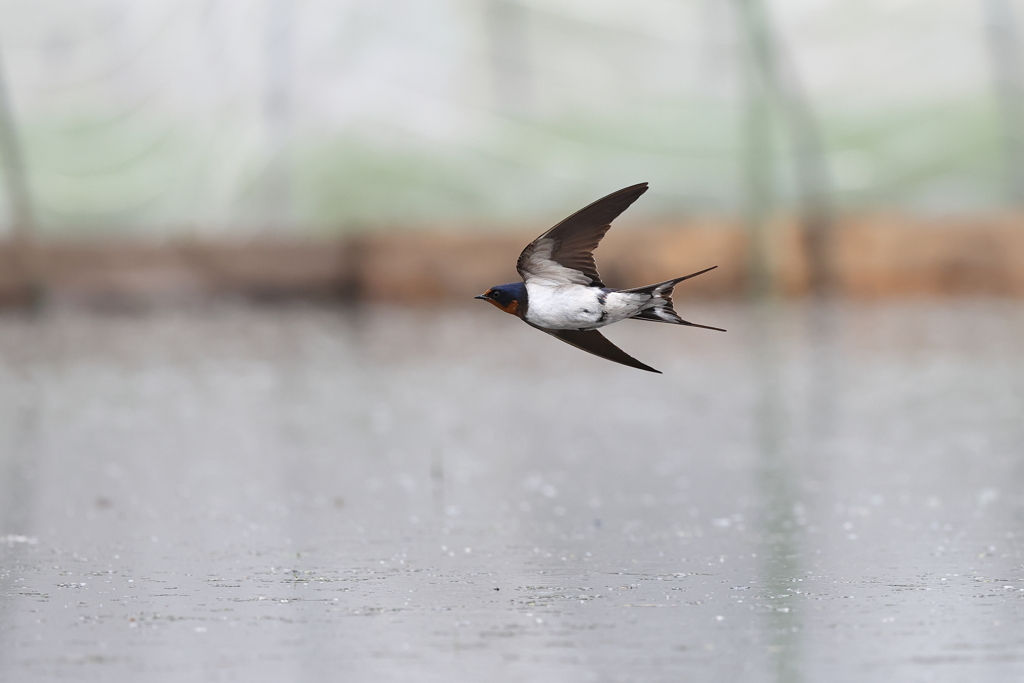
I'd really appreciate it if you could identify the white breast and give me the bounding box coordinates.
[524,283,648,330]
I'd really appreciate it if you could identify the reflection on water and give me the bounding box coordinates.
[1,301,1023,682]
[751,299,802,683]
[0,316,36,536]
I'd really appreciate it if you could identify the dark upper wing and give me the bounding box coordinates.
[537,326,661,374]
[516,183,648,287]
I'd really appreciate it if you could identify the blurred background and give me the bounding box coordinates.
[1,0,1023,305]
[3,3,1024,682]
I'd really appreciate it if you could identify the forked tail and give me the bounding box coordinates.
[622,266,725,331]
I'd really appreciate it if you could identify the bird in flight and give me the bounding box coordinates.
[476,183,724,373]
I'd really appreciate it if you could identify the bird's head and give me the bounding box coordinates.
[475,282,526,316]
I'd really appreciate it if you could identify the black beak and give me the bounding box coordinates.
[474,294,488,300]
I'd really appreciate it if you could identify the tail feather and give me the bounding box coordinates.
[623,266,725,332]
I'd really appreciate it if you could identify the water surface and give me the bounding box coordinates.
[1,301,1022,682]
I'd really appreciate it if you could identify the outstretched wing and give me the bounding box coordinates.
[516,183,648,287]
[535,326,661,374]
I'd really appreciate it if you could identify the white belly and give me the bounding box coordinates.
[524,283,647,330]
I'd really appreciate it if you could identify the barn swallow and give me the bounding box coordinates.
[475,182,724,373]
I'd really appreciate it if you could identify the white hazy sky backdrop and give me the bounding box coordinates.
[0,0,1016,234]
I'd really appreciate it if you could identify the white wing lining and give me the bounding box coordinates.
[518,238,595,286]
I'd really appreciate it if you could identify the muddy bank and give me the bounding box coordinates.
[2,214,1024,307]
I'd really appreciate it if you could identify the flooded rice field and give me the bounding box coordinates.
[1,300,1023,682]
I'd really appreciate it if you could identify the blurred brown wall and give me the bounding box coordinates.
[2,214,1023,308]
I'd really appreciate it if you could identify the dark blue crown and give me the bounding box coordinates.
[488,282,526,308]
